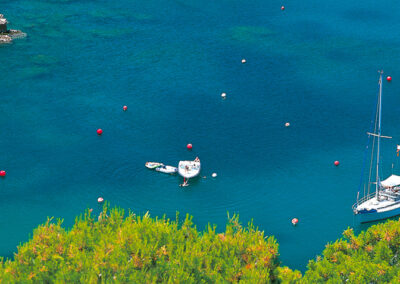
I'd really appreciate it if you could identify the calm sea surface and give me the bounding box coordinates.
[1,0,400,271]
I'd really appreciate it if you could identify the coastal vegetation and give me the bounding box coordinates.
[1,205,400,283]
[0,205,300,283]
[303,219,400,283]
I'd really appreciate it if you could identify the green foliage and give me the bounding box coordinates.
[6,205,400,283]
[303,220,400,283]
[0,205,297,283]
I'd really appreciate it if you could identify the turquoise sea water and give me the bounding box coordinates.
[1,0,400,271]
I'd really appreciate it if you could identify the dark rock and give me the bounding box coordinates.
[0,14,25,43]
[0,17,7,33]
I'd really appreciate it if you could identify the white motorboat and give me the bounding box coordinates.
[155,165,178,174]
[178,157,201,179]
[145,162,164,169]
[353,71,400,223]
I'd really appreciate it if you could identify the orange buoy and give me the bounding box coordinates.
[187,143,193,150]
[292,218,298,225]
[281,5,285,10]
[285,122,290,127]
[98,197,104,203]
[97,129,103,135]
[387,76,392,82]
[334,160,340,166]
[0,170,6,177]
[123,105,128,111]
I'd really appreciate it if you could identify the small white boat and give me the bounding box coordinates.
[178,157,201,179]
[155,165,178,174]
[145,162,164,169]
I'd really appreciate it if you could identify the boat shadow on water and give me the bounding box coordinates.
[353,214,400,234]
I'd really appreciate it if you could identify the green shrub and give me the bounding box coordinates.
[303,219,400,283]
[6,204,400,283]
[0,205,299,283]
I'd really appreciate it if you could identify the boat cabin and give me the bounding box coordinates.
[380,175,400,201]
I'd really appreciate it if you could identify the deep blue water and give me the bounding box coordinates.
[1,0,400,272]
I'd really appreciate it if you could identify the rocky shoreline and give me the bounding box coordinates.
[0,14,25,43]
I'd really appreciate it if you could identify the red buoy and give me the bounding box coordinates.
[387,76,392,82]
[187,143,193,150]
[98,197,104,203]
[334,160,340,166]
[0,171,6,177]
[281,5,285,10]
[123,105,128,111]
[292,218,298,226]
[97,129,103,135]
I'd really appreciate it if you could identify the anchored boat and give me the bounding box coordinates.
[353,71,400,223]
[178,157,201,182]
[156,165,178,174]
[145,162,164,169]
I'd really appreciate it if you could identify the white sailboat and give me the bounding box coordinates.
[178,157,201,178]
[178,157,201,186]
[353,71,400,223]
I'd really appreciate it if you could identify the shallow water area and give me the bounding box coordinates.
[1,0,400,271]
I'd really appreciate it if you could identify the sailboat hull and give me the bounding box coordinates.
[355,203,400,223]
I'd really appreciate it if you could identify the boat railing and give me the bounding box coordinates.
[352,192,376,210]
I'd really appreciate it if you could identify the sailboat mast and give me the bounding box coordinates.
[376,71,383,201]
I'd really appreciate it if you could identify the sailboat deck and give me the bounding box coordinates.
[380,190,400,201]
[357,194,400,213]
[178,160,201,178]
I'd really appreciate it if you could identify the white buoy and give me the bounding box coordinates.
[285,122,290,127]
[241,59,246,64]
[221,92,227,99]
[98,197,104,203]
[212,173,217,178]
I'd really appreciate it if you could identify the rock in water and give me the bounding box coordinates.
[0,15,7,33]
[0,35,11,43]
[0,14,25,44]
